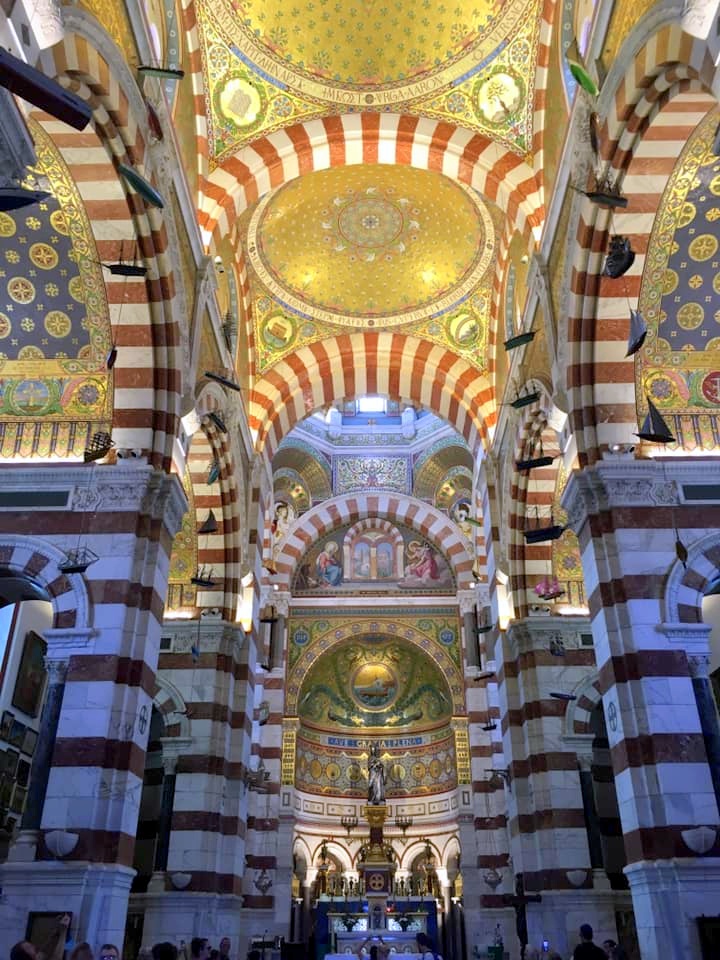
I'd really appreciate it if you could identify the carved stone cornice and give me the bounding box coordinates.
[162,617,245,656]
[563,459,720,533]
[506,615,591,656]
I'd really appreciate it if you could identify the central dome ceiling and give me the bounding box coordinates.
[207,0,527,91]
[246,165,494,326]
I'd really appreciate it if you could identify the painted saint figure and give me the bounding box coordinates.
[367,742,386,805]
[404,541,439,581]
[316,540,343,586]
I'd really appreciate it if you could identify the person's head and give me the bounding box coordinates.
[579,925,594,942]
[219,939,231,957]
[99,945,121,960]
[152,944,178,960]
[191,940,209,960]
[70,943,94,960]
[602,942,617,957]
[11,943,39,960]
[415,934,434,952]
[247,951,261,960]
[210,950,219,960]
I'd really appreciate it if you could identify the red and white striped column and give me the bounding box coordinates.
[562,458,720,958]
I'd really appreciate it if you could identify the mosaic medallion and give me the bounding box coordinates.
[247,164,494,327]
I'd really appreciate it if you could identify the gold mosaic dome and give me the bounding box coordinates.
[246,165,494,326]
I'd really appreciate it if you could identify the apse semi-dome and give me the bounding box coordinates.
[246,165,494,327]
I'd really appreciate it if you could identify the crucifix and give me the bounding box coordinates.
[502,874,541,960]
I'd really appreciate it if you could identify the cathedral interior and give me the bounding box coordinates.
[1,1,720,958]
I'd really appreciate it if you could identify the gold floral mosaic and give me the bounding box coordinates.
[0,119,112,456]
[198,0,541,161]
[244,165,498,373]
[637,109,720,449]
[247,165,492,323]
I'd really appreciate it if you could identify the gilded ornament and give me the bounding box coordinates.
[7,278,35,304]
[29,242,59,270]
[44,310,72,338]
[688,234,718,261]
[0,213,16,237]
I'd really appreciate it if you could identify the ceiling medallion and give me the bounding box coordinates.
[246,166,495,328]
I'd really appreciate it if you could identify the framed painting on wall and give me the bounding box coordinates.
[21,728,38,756]
[0,711,13,741]
[12,631,48,718]
[9,719,26,749]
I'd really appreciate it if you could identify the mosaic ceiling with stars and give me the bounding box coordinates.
[0,120,112,444]
[638,109,720,448]
[242,165,499,372]
[198,0,541,162]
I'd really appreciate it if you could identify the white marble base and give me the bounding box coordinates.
[525,890,620,959]
[131,892,244,954]
[625,858,720,959]
[0,861,135,952]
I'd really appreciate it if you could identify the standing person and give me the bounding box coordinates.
[357,937,389,960]
[151,945,178,960]
[69,946,93,960]
[191,941,210,960]
[415,933,442,960]
[11,916,73,960]
[572,925,607,959]
[218,940,232,960]
[602,941,628,960]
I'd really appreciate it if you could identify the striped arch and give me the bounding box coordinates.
[185,384,244,619]
[199,114,543,245]
[506,388,564,618]
[568,675,603,736]
[249,333,494,458]
[44,18,184,471]
[566,20,718,466]
[273,492,475,590]
[666,531,720,624]
[0,536,90,630]
[153,675,190,738]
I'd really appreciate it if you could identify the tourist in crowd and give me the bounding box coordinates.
[151,944,178,960]
[10,916,73,960]
[415,933,442,960]
[190,941,210,960]
[602,940,628,960]
[69,945,93,960]
[99,945,121,960]
[218,938,232,960]
[357,936,389,960]
[572,924,607,959]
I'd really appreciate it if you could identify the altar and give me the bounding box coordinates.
[329,931,424,959]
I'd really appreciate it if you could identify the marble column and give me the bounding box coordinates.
[563,460,720,959]
[10,657,68,860]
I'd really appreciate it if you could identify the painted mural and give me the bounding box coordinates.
[296,637,453,732]
[294,729,457,798]
[199,0,541,162]
[292,519,455,595]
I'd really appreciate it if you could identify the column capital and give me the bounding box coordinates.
[43,658,69,684]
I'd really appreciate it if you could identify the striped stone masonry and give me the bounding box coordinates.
[0,461,186,948]
[562,457,720,959]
